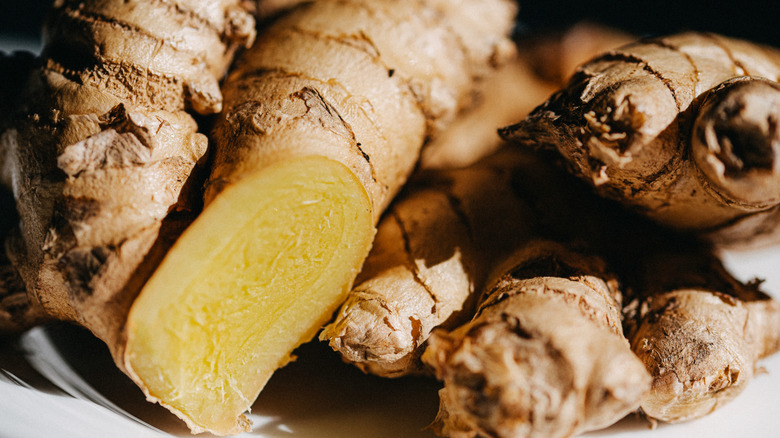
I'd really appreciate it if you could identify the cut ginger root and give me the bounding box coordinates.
[124,156,373,434]
[126,0,517,433]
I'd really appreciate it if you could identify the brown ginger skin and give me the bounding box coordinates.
[322,148,540,377]
[619,243,780,422]
[501,32,780,247]
[208,0,517,218]
[321,23,639,377]
[422,241,651,438]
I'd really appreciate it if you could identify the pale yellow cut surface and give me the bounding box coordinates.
[124,156,374,435]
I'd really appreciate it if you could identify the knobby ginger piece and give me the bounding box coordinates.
[423,241,651,438]
[502,32,780,248]
[621,246,780,422]
[321,148,544,377]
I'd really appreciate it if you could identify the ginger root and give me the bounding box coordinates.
[322,148,540,377]
[123,0,516,434]
[422,240,651,438]
[497,31,780,420]
[619,240,780,422]
[501,32,780,248]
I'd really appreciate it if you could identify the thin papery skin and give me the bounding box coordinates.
[502,32,780,248]
[0,0,255,384]
[422,241,651,438]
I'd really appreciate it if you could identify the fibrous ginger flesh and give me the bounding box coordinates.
[124,156,373,435]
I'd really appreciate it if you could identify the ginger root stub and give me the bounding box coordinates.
[502,32,780,248]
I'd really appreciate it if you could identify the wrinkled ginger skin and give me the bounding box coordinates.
[423,241,651,438]
[320,24,643,377]
[321,149,548,377]
[632,290,756,422]
[501,32,780,247]
[321,189,479,377]
[208,0,517,218]
[0,0,255,382]
[621,248,780,423]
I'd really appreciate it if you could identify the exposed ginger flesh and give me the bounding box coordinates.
[208,0,515,387]
[124,156,373,435]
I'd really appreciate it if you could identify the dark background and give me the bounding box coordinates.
[0,0,778,49]
[517,0,779,47]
